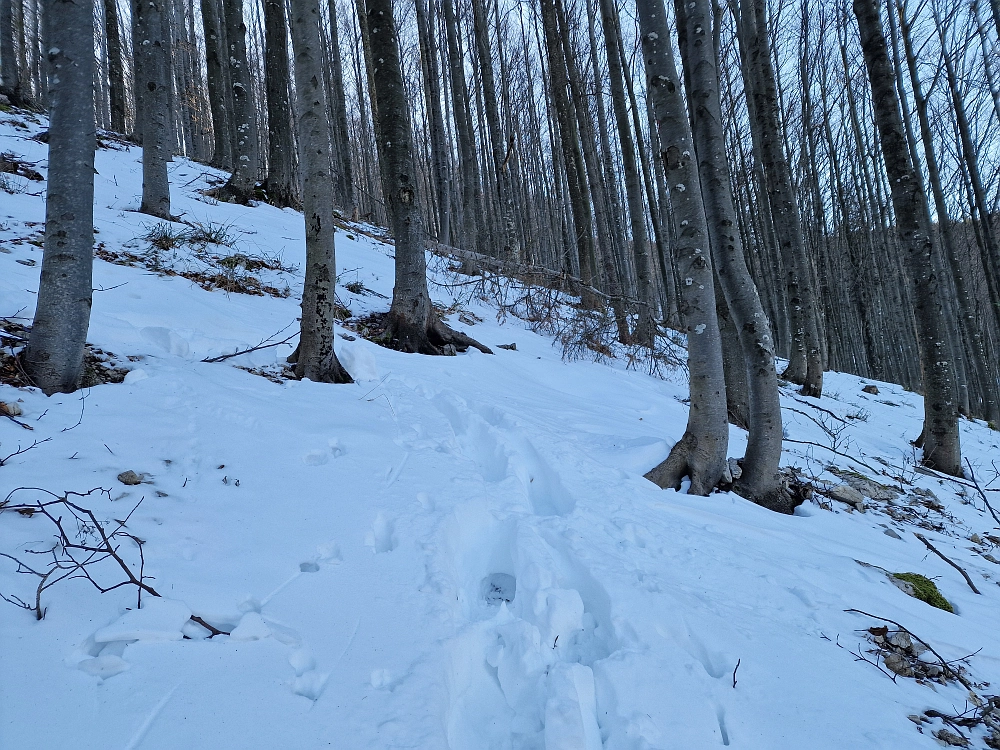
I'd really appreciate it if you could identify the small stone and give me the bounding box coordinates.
[907,715,922,724]
[862,385,879,395]
[442,343,457,356]
[983,554,999,565]
[830,484,864,506]
[924,664,942,677]
[932,728,969,747]
[497,343,517,351]
[883,527,902,540]
[971,533,982,545]
[888,630,912,650]
[117,470,143,486]
[727,457,743,480]
[883,652,913,677]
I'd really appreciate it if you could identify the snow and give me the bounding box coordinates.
[2,111,1000,749]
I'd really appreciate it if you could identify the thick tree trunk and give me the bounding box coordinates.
[220,0,259,201]
[363,0,490,355]
[262,0,297,207]
[0,0,16,99]
[23,0,96,394]
[287,0,351,383]
[201,0,232,169]
[675,0,789,511]
[638,0,728,496]
[854,0,961,475]
[135,0,172,218]
[737,0,823,397]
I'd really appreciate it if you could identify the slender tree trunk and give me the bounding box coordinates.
[262,0,296,207]
[639,0,728,496]
[415,0,450,242]
[854,0,961,474]
[737,0,823,397]
[363,0,490,355]
[0,0,16,100]
[23,0,95,394]
[135,0,172,218]
[676,0,789,510]
[103,0,126,132]
[201,0,232,168]
[326,0,356,216]
[599,0,656,345]
[221,0,259,200]
[287,0,351,383]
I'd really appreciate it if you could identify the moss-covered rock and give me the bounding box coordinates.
[892,572,954,613]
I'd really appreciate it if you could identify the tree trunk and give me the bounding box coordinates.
[262,0,297,207]
[363,0,490,355]
[103,0,126,132]
[325,0,356,216]
[598,0,656,345]
[287,0,351,383]
[638,0,728,496]
[0,0,16,100]
[737,0,823,397]
[23,0,95,394]
[135,0,172,218]
[675,0,789,511]
[415,0,450,242]
[854,0,961,475]
[221,0,259,201]
[201,0,232,169]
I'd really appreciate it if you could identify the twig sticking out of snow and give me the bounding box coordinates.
[914,533,981,594]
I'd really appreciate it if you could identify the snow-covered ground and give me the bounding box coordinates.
[2,112,999,750]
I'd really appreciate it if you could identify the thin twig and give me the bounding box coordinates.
[783,438,879,473]
[965,459,1000,526]
[914,533,981,594]
[843,609,972,689]
[201,325,298,363]
[732,658,740,688]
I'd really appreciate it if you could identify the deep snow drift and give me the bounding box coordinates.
[2,112,999,750]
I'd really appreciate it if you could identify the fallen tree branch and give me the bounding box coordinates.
[783,438,879,474]
[201,325,298,363]
[914,533,981,594]
[965,458,1000,527]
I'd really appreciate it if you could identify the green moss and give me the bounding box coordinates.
[893,572,954,613]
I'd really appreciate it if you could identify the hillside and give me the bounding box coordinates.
[2,112,1000,749]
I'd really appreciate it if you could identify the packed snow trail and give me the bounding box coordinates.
[2,113,1000,749]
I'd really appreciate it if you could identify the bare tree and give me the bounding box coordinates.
[135,0,172,219]
[287,0,352,382]
[23,0,96,394]
[639,0,729,495]
[853,0,961,474]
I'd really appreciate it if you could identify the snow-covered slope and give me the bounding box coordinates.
[2,112,999,750]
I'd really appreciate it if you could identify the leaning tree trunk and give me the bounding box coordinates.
[23,0,96,394]
[639,0,728,496]
[363,0,491,356]
[854,0,961,475]
[135,0,171,218]
[262,0,297,207]
[675,0,790,512]
[287,0,351,383]
[737,0,823,397]
[201,0,232,169]
[220,0,259,201]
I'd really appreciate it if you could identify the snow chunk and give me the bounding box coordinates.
[338,342,380,381]
[140,326,191,358]
[76,655,130,679]
[230,612,271,641]
[94,598,192,642]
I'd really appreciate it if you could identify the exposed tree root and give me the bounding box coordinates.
[644,431,726,496]
[388,312,493,356]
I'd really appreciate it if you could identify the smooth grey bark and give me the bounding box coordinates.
[221,0,258,201]
[135,0,171,218]
[262,0,296,207]
[201,0,232,169]
[737,0,822,397]
[675,0,788,511]
[598,0,656,345]
[363,0,491,355]
[287,0,351,383]
[639,0,728,496]
[854,0,961,475]
[0,0,15,98]
[23,0,96,394]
